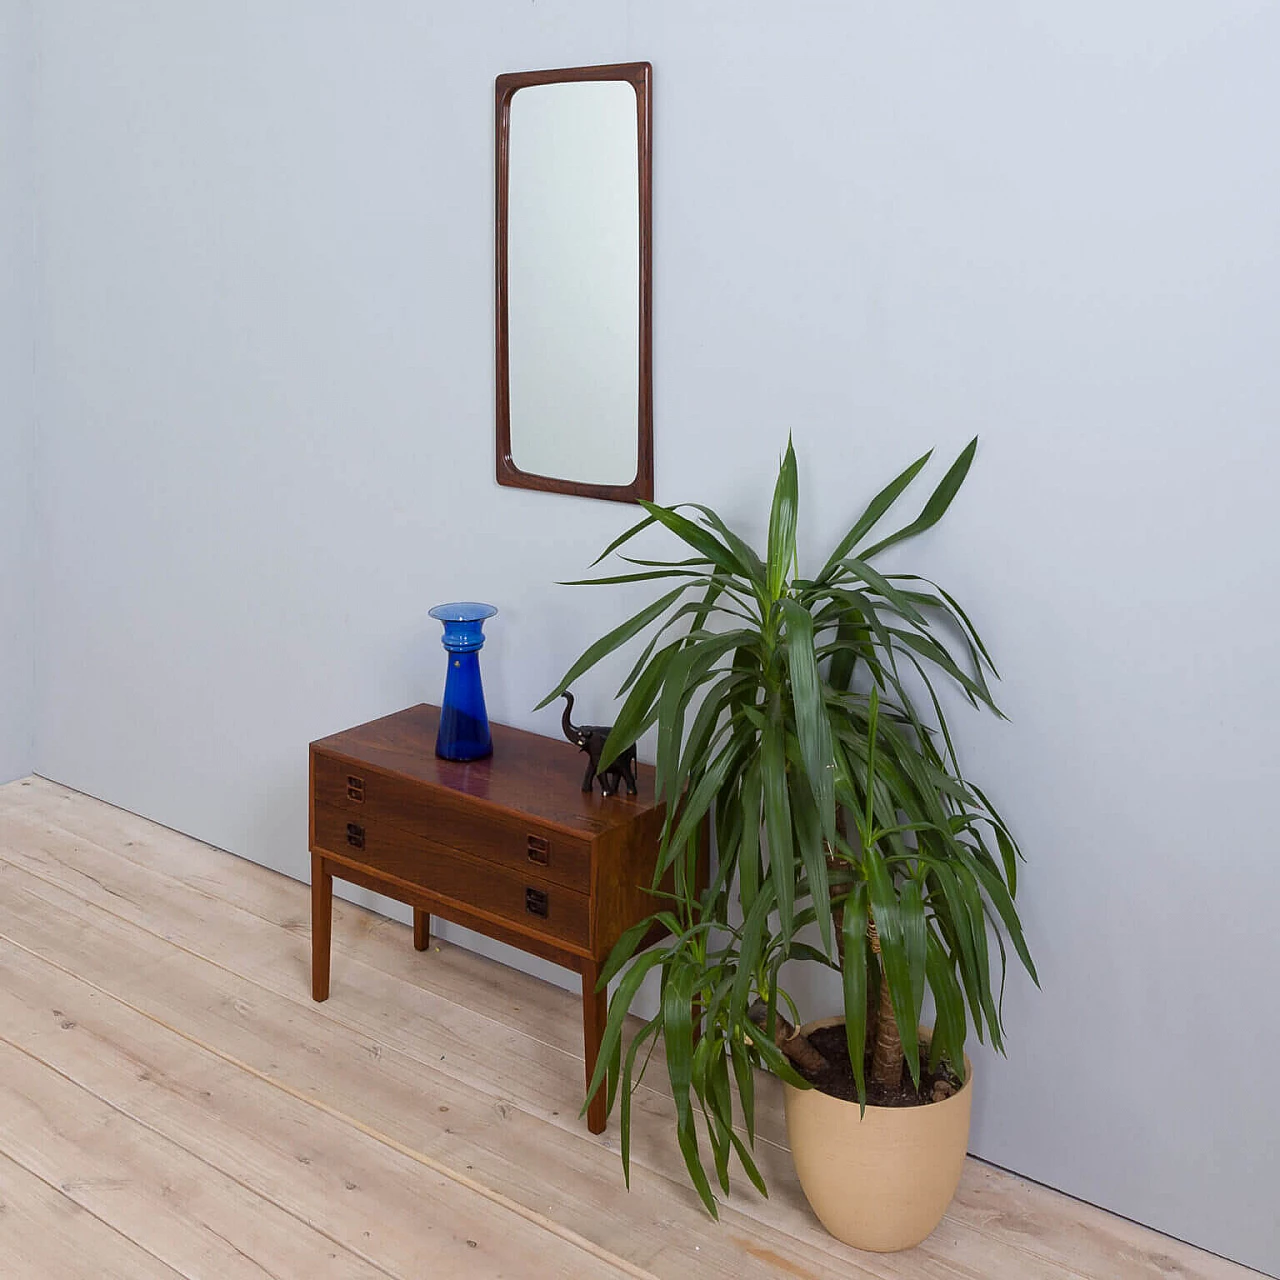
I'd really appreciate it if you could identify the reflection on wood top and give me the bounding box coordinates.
[310,703,659,837]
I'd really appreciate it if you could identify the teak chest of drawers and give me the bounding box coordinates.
[308,703,668,1133]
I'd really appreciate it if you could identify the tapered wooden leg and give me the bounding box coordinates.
[311,853,332,1002]
[413,908,430,951]
[582,961,608,1135]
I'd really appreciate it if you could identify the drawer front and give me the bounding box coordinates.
[313,752,592,893]
[313,802,590,949]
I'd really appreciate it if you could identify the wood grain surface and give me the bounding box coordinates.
[0,776,1261,1280]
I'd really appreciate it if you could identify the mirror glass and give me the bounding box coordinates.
[496,65,652,503]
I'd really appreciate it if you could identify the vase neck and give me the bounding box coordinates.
[438,620,488,653]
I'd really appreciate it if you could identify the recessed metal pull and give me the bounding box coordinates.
[347,775,365,802]
[346,823,365,850]
[524,887,548,918]
[526,834,550,866]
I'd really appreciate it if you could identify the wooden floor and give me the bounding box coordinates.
[0,777,1259,1280]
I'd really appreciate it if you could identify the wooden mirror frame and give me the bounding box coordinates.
[495,62,653,504]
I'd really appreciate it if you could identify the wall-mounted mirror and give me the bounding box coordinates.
[495,63,652,504]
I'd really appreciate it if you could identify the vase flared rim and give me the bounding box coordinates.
[429,602,498,624]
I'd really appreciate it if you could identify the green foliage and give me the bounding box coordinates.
[540,438,1035,1216]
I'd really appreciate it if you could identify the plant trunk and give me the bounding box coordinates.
[747,999,830,1076]
[870,969,905,1089]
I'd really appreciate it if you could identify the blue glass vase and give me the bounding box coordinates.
[429,602,497,761]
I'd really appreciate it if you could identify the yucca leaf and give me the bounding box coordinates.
[993,821,1019,899]
[818,447,933,582]
[742,1021,810,1090]
[730,1036,757,1144]
[684,502,768,597]
[841,884,870,1105]
[859,437,978,561]
[620,1015,660,1187]
[621,552,714,566]
[928,861,986,1042]
[738,755,763,919]
[662,739,744,878]
[950,859,1002,1047]
[676,1111,719,1218]
[761,711,795,943]
[766,438,798,601]
[654,630,752,804]
[826,612,869,694]
[591,510,659,566]
[888,572,1000,676]
[664,962,697,1130]
[884,641,963,776]
[583,948,666,1110]
[597,916,657,989]
[614,583,756,699]
[638,499,751,582]
[863,685,881,837]
[560,567,715,587]
[730,880,776,1027]
[727,1128,769,1199]
[925,929,966,1080]
[900,876,928,1019]
[890,576,998,680]
[972,780,1022,891]
[780,597,836,844]
[790,781,834,956]
[964,848,1038,985]
[708,1046,735,1192]
[830,557,931,630]
[989,908,1011,1032]
[605,643,686,762]
[535,586,687,710]
[887,627,997,713]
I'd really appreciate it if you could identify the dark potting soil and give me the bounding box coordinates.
[796,1024,964,1107]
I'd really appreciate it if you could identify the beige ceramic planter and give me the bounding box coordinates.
[782,1017,973,1252]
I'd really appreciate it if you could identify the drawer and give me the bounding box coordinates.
[313,802,590,950]
[313,752,592,893]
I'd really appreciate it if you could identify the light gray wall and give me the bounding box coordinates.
[28,2,1280,1272]
[0,0,33,784]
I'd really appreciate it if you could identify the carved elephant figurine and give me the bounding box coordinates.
[560,691,638,796]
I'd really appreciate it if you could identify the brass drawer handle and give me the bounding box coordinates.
[346,823,365,850]
[524,887,548,918]
[526,834,550,866]
[347,775,365,802]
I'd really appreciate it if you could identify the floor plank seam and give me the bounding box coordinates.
[0,926,658,1280]
[0,1142,194,1280]
[0,1001,405,1280]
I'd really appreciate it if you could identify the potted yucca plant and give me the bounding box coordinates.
[537,438,1035,1249]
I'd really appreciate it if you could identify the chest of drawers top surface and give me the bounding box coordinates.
[310,703,657,838]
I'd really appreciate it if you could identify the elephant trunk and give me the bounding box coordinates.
[561,691,579,741]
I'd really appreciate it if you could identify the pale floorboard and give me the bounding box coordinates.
[0,777,1261,1280]
[0,1148,184,1279]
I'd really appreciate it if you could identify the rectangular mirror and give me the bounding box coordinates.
[495,63,652,504]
